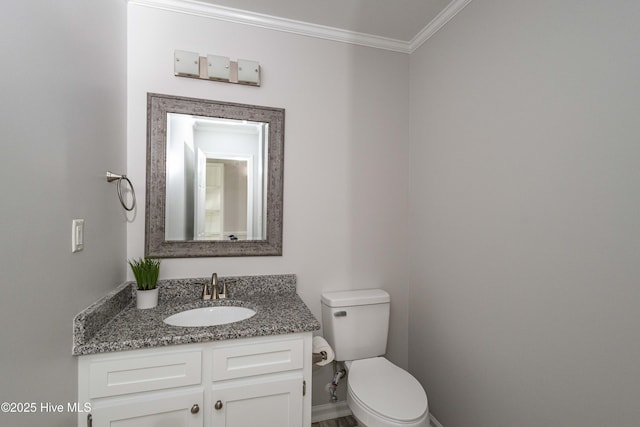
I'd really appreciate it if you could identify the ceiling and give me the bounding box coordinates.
[131,0,471,52]
[198,0,456,42]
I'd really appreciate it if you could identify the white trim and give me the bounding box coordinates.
[311,401,352,423]
[430,412,444,427]
[128,0,410,53]
[128,0,472,54]
[409,0,474,53]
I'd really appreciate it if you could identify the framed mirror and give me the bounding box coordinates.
[145,93,284,257]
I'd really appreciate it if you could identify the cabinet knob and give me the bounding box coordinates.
[191,404,200,414]
[215,400,223,410]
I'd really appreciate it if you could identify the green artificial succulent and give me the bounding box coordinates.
[128,257,161,290]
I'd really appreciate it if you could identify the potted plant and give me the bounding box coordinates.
[129,257,161,309]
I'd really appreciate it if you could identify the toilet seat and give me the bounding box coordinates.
[347,357,428,424]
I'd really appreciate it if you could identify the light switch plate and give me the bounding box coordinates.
[72,219,84,253]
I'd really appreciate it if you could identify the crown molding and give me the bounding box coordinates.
[128,0,472,54]
[409,0,473,53]
[128,0,411,53]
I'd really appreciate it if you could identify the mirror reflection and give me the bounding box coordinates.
[165,114,268,241]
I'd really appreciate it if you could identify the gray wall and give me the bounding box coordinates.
[4,1,638,425]
[408,0,640,425]
[0,1,127,426]
[127,4,411,408]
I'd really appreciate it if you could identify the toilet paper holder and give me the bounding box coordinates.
[312,351,328,364]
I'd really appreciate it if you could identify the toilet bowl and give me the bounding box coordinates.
[345,357,429,427]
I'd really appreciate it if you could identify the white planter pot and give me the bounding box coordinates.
[136,288,159,309]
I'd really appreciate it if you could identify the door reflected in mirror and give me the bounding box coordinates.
[165,113,267,241]
[200,158,247,240]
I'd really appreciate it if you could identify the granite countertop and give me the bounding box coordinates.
[73,274,320,356]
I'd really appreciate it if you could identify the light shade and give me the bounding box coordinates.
[207,55,230,81]
[237,59,260,85]
[174,50,200,77]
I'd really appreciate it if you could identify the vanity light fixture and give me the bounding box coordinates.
[174,50,261,87]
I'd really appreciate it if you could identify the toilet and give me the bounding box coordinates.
[321,289,429,427]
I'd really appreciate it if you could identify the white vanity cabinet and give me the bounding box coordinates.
[78,333,312,427]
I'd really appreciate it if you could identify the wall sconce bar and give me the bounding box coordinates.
[174,50,261,86]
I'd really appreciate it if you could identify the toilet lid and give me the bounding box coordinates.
[348,357,428,423]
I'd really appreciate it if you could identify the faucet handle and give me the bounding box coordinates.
[202,282,211,300]
[218,281,227,300]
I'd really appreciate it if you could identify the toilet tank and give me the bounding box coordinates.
[321,289,390,361]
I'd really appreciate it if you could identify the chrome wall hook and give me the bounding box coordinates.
[106,171,136,211]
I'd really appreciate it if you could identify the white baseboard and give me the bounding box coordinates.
[312,401,352,423]
[430,413,444,427]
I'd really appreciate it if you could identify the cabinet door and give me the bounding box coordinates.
[212,374,303,427]
[90,388,203,427]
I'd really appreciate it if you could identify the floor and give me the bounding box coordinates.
[312,414,438,427]
[311,415,359,427]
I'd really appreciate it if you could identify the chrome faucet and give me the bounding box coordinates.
[202,273,226,300]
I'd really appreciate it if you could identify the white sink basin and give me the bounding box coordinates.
[164,306,256,327]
